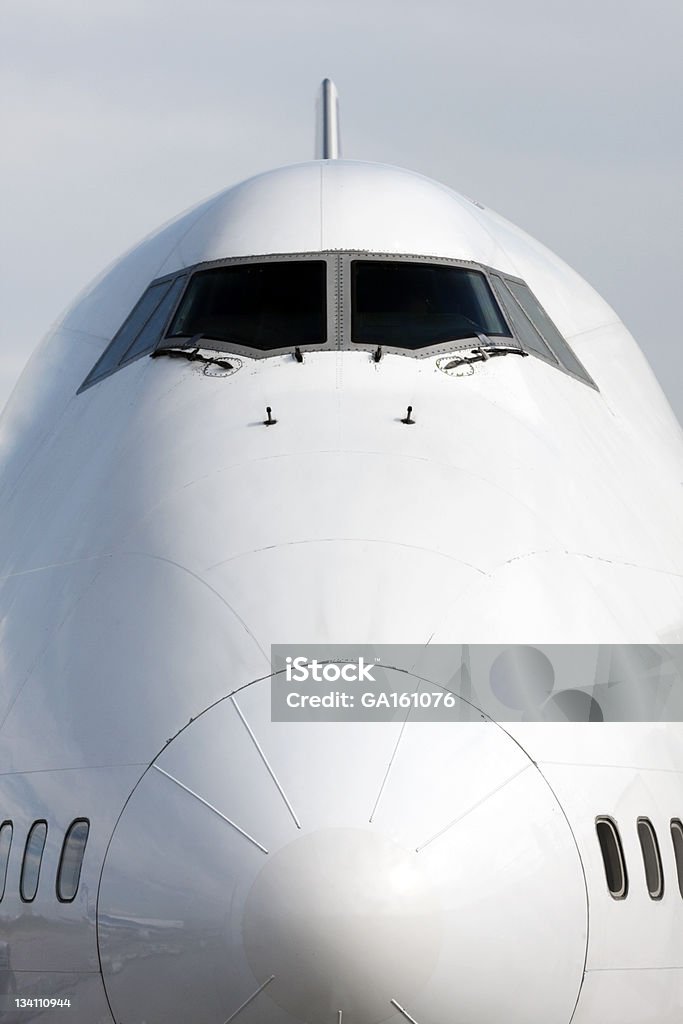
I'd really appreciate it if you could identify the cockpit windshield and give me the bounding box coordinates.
[351,261,511,349]
[167,260,327,350]
[78,251,596,392]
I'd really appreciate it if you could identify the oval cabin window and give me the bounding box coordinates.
[57,819,90,902]
[637,818,664,900]
[595,817,628,899]
[20,820,48,903]
[0,821,12,901]
[671,820,683,898]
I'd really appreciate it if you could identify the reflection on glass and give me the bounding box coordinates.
[85,280,174,385]
[21,821,47,902]
[0,822,12,901]
[352,261,511,349]
[637,818,664,900]
[595,817,628,899]
[57,819,90,902]
[671,820,683,899]
[122,277,187,363]
[489,276,558,362]
[504,278,593,383]
[168,261,327,350]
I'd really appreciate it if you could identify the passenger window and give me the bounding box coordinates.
[79,276,185,391]
[596,817,628,899]
[0,821,12,901]
[57,819,90,902]
[20,821,48,902]
[637,818,664,900]
[671,820,683,898]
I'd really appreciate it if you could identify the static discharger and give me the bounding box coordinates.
[401,405,415,425]
[264,406,277,426]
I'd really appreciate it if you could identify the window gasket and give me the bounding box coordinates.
[670,819,683,899]
[0,820,12,902]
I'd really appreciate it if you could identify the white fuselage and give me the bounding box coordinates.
[0,159,682,1024]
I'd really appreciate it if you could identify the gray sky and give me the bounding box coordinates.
[1,0,681,422]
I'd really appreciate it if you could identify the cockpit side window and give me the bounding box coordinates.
[121,277,187,365]
[57,818,90,902]
[491,275,596,387]
[351,261,512,350]
[489,275,559,364]
[596,816,628,899]
[78,275,187,392]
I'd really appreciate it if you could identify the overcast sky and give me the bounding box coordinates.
[1,0,681,422]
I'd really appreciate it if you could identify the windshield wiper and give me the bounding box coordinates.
[152,334,235,371]
[436,317,524,367]
[442,340,526,369]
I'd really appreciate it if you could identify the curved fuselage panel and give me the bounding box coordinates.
[1,159,682,1024]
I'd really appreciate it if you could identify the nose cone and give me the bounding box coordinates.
[98,675,588,1024]
[243,828,441,1023]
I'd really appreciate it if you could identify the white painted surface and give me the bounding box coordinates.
[1,156,682,1022]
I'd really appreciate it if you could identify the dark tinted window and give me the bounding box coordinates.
[0,822,12,901]
[351,261,511,349]
[596,817,628,899]
[671,820,683,898]
[57,819,90,902]
[167,261,327,350]
[637,818,663,900]
[80,277,186,390]
[20,820,47,902]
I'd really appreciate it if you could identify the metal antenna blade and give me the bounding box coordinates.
[318,78,341,159]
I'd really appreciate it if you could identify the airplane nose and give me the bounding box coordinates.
[97,673,588,1024]
[242,828,442,1022]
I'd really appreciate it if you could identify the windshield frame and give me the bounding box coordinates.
[343,252,519,359]
[161,251,523,362]
[77,249,597,393]
[164,254,333,359]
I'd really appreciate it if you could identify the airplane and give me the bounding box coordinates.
[0,78,682,1024]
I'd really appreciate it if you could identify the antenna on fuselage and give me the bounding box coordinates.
[316,78,341,159]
